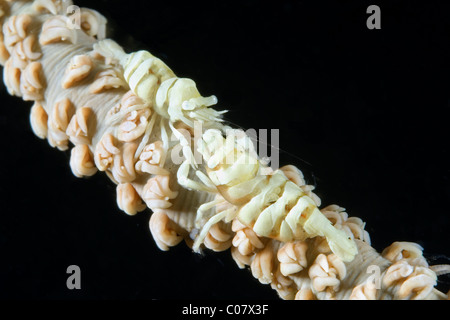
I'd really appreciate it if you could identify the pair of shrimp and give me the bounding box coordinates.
[97,38,357,262]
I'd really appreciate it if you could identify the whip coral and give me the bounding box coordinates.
[0,0,448,299]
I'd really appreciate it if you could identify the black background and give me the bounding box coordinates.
[0,0,449,299]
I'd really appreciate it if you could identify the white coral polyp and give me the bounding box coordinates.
[107,90,151,142]
[10,35,42,70]
[142,175,178,210]
[277,241,308,277]
[149,210,184,251]
[39,15,76,45]
[66,106,93,145]
[30,101,48,139]
[89,68,127,94]
[47,98,74,150]
[70,144,97,178]
[62,54,93,89]
[80,8,106,40]
[3,14,32,51]
[135,141,169,175]
[3,58,22,96]
[116,183,146,216]
[20,61,44,101]
[111,142,137,183]
[309,254,346,294]
[94,133,120,171]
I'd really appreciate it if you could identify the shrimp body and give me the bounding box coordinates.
[195,129,358,262]
[93,40,224,127]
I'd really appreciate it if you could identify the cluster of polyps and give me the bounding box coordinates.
[0,0,448,299]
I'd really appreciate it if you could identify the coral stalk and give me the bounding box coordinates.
[0,0,448,300]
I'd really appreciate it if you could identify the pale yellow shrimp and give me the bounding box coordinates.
[189,128,358,262]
